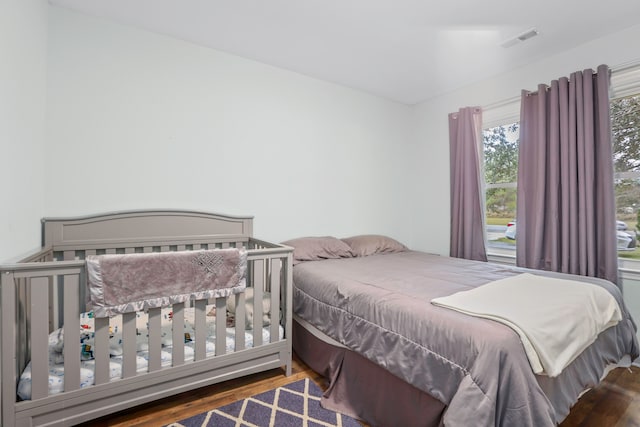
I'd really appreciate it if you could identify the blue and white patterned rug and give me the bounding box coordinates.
[166,378,362,427]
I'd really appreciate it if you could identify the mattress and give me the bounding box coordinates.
[17,306,283,400]
[292,251,639,426]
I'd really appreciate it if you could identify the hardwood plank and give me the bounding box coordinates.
[618,396,640,427]
[617,366,640,394]
[559,366,640,427]
[77,361,640,427]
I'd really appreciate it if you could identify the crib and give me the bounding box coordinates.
[0,210,293,427]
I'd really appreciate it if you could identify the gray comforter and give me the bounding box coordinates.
[292,252,639,426]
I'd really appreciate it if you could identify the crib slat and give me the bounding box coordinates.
[30,277,50,400]
[124,247,135,254]
[63,274,81,392]
[215,298,226,356]
[122,312,137,378]
[17,277,29,378]
[253,260,264,347]
[270,259,281,343]
[171,304,185,366]
[194,300,207,361]
[234,292,246,351]
[58,252,77,331]
[255,266,265,325]
[148,308,162,371]
[1,272,16,426]
[94,317,110,384]
[106,248,116,255]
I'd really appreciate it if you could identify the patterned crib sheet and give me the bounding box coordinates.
[17,307,283,400]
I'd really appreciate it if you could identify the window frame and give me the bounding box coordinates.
[482,98,520,258]
[611,64,640,269]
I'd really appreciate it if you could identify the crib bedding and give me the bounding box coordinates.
[86,248,248,317]
[292,251,639,426]
[17,306,283,400]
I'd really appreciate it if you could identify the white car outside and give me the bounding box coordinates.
[504,220,637,251]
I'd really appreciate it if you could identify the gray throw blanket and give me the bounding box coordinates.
[86,248,247,317]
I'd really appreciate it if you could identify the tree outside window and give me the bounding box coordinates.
[613,93,640,260]
[483,122,519,252]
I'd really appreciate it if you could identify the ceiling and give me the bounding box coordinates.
[48,0,640,105]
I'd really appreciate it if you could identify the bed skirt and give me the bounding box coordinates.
[293,317,446,427]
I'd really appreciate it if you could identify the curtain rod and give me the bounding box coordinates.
[612,58,640,73]
[483,95,520,111]
[484,59,640,108]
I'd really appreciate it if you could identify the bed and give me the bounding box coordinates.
[286,235,639,427]
[1,210,293,427]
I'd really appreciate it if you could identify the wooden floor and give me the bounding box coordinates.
[79,356,640,427]
[559,365,640,427]
[78,354,332,427]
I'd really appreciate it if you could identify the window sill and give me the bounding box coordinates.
[487,249,516,265]
[619,258,640,279]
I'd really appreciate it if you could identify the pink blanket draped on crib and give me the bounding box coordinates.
[86,248,247,317]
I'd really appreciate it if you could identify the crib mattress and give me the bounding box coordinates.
[18,307,283,400]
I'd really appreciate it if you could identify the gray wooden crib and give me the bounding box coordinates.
[0,210,293,427]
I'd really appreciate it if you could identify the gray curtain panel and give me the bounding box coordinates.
[516,64,618,285]
[449,106,488,262]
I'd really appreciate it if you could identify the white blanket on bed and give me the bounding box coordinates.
[431,273,622,377]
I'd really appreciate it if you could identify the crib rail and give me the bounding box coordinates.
[1,241,292,427]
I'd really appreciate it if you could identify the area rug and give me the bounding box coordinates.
[166,378,362,427]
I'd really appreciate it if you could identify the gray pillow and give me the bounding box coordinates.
[280,236,354,265]
[341,234,408,257]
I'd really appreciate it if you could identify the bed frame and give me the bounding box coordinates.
[0,210,293,427]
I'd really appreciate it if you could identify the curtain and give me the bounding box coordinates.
[516,64,618,285]
[449,106,487,262]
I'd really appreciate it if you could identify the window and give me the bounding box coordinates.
[612,93,640,260]
[483,122,519,253]
[481,65,640,261]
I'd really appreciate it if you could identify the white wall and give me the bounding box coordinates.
[412,23,640,256]
[45,7,414,246]
[0,1,48,262]
[16,5,640,259]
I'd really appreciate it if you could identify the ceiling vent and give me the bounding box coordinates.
[501,28,539,48]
